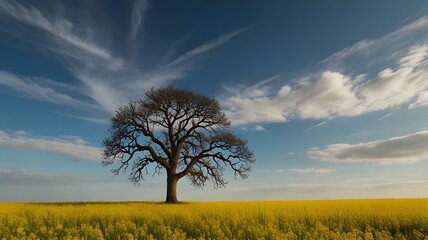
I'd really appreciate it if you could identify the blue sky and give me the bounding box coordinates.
[1,0,428,202]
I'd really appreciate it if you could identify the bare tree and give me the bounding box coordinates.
[102,86,255,203]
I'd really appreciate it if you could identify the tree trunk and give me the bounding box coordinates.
[165,173,178,203]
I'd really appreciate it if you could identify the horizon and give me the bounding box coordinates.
[4,197,428,204]
[1,0,428,202]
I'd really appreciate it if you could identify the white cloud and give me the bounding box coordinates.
[291,71,361,119]
[223,43,428,125]
[255,125,266,131]
[358,45,428,112]
[309,131,428,164]
[288,168,336,174]
[223,95,288,126]
[0,130,102,161]
[409,91,428,109]
[222,15,428,126]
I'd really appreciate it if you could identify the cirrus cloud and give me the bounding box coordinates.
[0,130,102,161]
[0,0,120,67]
[0,0,247,120]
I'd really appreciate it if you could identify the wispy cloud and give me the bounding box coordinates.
[306,118,333,131]
[165,27,249,68]
[57,113,109,125]
[0,130,102,161]
[69,28,247,114]
[130,0,149,40]
[323,16,428,67]
[309,131,428,164]
[379,113,392,121]
[0,0,117,64]
[0,71,99,112]
[288,168,336,174]
[0,0,246,120]
[222,75,281,99]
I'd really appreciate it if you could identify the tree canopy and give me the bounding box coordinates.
[102,86,255,203]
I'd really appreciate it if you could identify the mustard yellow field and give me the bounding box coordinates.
[0,199,427,240]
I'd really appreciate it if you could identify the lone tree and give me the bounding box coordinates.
[102,86,255,203]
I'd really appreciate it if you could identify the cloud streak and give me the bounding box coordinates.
[306,119,331,131]
[288,168,336,174]
[165,27,248,68]
[130,0,149,40]
[379,113,392,121]
[69,27,247,114]
[309,131,428,164]
[0,130,102,161]
[0,0,116,62]
[0,71,99,112]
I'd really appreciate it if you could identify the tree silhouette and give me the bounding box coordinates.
[102,86,255,203]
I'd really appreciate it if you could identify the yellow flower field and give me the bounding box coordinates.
[0,199,427,239]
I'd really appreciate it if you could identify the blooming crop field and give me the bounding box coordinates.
[0,199,427,239]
